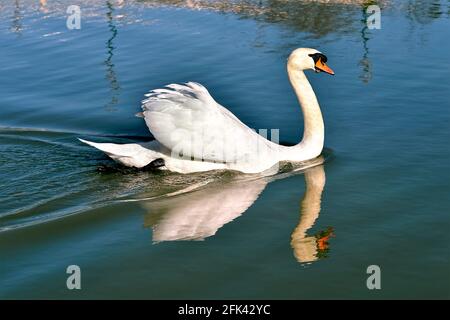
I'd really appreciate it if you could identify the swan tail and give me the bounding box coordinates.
[78,138,161,168]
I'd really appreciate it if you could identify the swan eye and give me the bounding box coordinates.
[309,53,328,63]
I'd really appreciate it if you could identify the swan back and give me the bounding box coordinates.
[141,82,280,170]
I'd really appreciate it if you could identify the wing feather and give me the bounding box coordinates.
[141,82,276,164]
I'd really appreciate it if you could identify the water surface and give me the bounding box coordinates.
[0,0,449,299]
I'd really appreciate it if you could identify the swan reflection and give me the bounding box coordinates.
[143,178,267,241]
[290,164,333,263]
[142,157,333,264]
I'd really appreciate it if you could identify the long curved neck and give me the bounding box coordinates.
[286,61,324,159]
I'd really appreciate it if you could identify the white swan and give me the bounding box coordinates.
[80,48,334,174]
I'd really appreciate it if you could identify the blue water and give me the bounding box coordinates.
[0,0,449,299]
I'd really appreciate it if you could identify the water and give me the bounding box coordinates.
[1,0,449,299]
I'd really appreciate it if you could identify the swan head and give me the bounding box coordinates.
[288,48,334,75]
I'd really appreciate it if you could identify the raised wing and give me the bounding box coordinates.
[141,82,277,164]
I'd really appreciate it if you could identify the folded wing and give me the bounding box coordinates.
[141,82,277,164]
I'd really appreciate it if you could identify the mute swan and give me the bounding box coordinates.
[80,48,334,174]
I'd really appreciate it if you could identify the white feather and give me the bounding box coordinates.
[141,82,278,165]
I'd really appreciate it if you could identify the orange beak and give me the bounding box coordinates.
[315,58,335,75]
